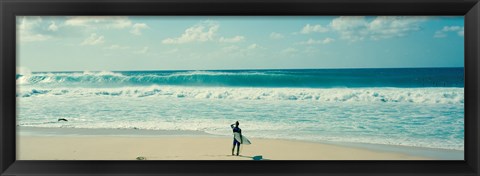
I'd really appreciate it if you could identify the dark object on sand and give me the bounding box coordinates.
[58,118,68,122]
[136,156,146,160]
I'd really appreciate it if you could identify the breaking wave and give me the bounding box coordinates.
[16,68,465,88]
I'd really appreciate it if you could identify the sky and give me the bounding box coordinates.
[16,16,464,72]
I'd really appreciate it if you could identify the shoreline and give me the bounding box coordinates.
[17,127,463,160]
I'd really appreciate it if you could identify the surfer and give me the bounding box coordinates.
[231,121,242,156]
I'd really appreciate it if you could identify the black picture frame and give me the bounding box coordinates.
[1,0,479,175]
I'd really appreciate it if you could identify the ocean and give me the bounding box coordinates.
[16,68,465,150]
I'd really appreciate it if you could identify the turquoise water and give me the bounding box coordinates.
[16,68,464,150]
[17,68,464,88]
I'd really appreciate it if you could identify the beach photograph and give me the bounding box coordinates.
[16,16,464,160]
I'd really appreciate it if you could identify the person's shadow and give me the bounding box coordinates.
[236,155,269,160]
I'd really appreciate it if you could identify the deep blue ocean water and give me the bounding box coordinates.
[16,68,465,150]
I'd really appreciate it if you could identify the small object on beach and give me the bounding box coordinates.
[133,127,139,130]
[252,155,263,160]
[136,156,146,160]
[58,118,68,122]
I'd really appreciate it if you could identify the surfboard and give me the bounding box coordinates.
[234,132,251,145]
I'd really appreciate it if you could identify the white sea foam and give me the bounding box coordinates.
[16,86,464,104]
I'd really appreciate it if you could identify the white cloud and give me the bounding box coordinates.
[135,46,149,54]
[219,36,245,43]
[64,17,89,27]
[329,16,428,42]
[367,16,427,40]
[164,48,179,54]
[130,23,149,36]
[281,47,298,55]
[81,33,105,46]
[247,43,258,49]
[48,21,59,31]
[300,24,329,34]
[104,44,129,50]
[17,17,50,43]
[223,45,240,52]
[434,26,464,38]
[65,17,153,37]
[297,38,335,45]
[442,26,463,32]
[65,16,133,29]
[434,31,447,38]
[303,46,319,54]
[269,32,284,39]
[19,32,50,43]
[329,16,369,41]
[322,38,335,44]
[221,43,260,55]
[162,21,219,44]
[19,16,152,43]
[330,17,367,29]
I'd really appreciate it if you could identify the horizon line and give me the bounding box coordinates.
[24,66,465,73]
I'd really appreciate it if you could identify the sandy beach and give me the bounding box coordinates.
[17,135,436,160]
